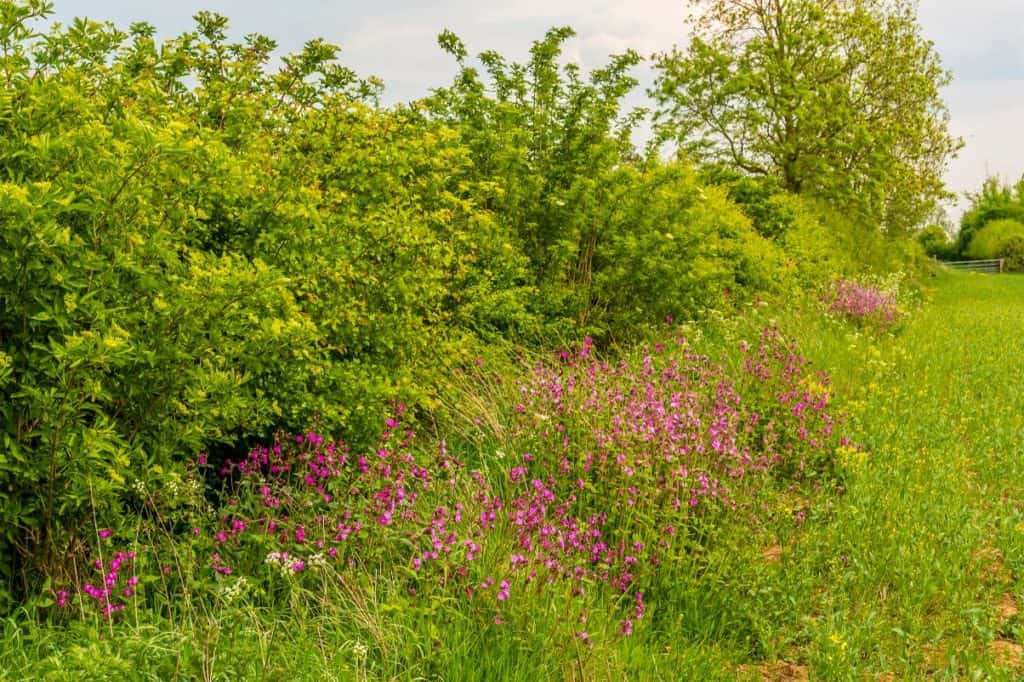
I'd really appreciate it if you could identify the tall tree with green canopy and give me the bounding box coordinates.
[651,0,962,234]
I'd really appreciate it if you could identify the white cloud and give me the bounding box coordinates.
[943,81,1024,211]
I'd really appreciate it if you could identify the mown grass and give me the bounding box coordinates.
[5,271,1024,680]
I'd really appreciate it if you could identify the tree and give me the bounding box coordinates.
[424,29,784,339]
[957,175,1024,255]
[916,224,954,260]
[652,0,962,233]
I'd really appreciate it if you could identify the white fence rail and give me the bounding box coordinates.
[942,259,1005,274]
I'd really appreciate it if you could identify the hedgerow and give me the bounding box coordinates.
[0,2,922,606]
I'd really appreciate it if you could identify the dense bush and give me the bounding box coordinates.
[426,29,791,341]
[1001,237,1024,272]
[964,219,1024,262]
[0,5,530,600]
[916,224,956,260]
[0,2,926,605]
[958,176,1024,256]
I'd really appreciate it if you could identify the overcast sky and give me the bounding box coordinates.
[48,1,1024,224]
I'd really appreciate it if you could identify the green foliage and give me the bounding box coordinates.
[585,164,788,337]
[700,167,798,240]
[427,30,796,341]
[916,224,956,260]
[0,14,313,596]
[958,175,1024,256]
[652,0,961,233]
[0,0,936,612]
[1001,237,1024,272]
[964,218,1024,262]
[428,27,649,336]
[0,3,531,597]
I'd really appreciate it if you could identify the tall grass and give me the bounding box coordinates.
[6,272,1024,679]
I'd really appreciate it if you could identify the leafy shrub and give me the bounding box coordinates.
[1002,236,1024,272]
[700,166,797,240]
[0,5,532,599]
[964,219,1024,261]
[587,164,788,338]
[427,29,790,342]
[958,176,1024,256]
[917,224,956,260]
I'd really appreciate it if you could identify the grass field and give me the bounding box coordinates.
[4,271,1024,680]
[765,271,1024,679]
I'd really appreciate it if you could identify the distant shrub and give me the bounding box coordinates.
[917,224,956,260]
[1002,236,1024,272]
[958,176,1024,256]
[965,219,1024,261]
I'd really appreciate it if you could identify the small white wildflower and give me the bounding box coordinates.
[265,551,297,578]
[220,576,248,604]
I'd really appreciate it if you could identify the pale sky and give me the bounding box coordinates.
[48,1,1024,225]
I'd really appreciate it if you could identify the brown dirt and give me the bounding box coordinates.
[975,546,1011,585]
[998,593,1020,622]
[762,544,783,564]
[737,662,809,681]
[920,644,948,674]
[990,639,1024,668]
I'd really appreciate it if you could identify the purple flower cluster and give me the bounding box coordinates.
[823,279,900,329]
[51,329,850,640]
[476,328,845,632]
[209,402,469,579]
[75,549,139,618]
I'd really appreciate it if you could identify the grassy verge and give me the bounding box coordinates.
[5,272,1024,680]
